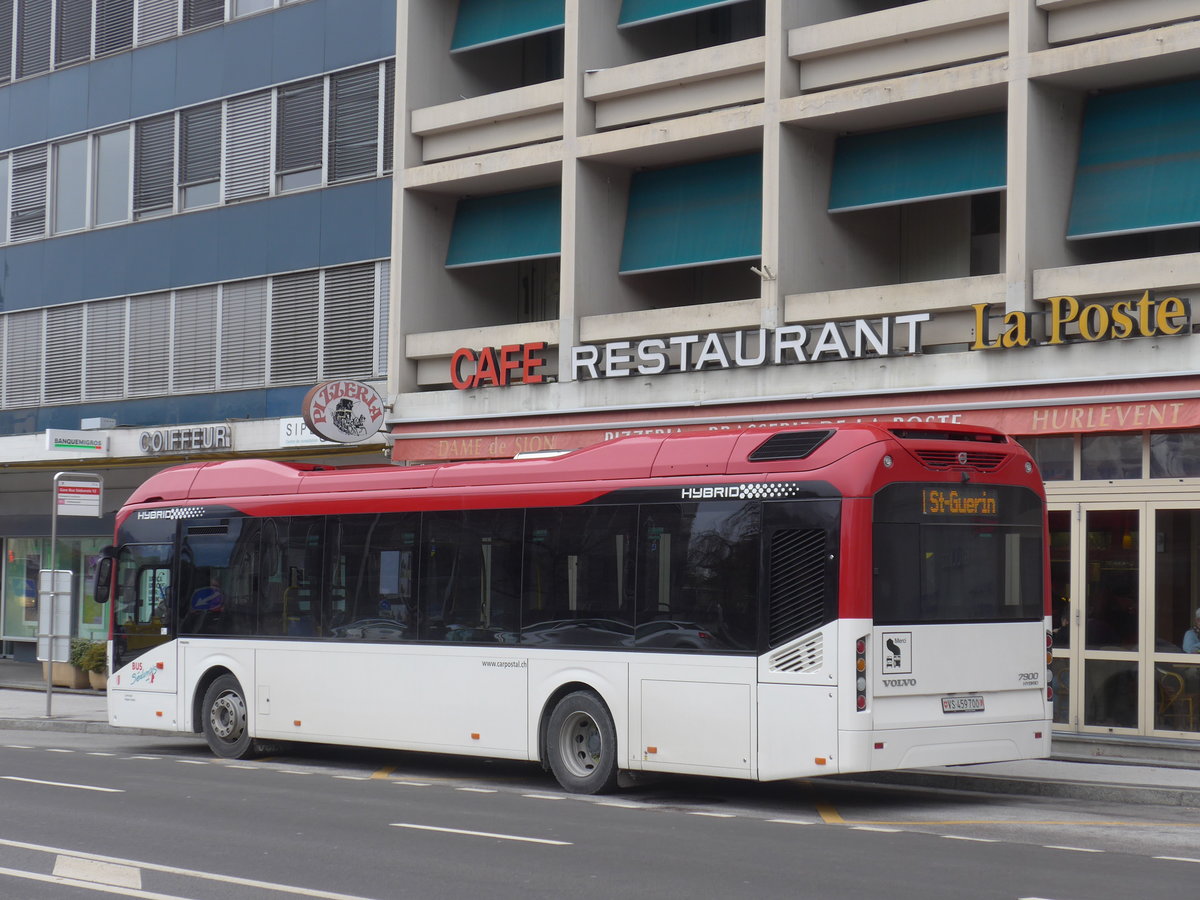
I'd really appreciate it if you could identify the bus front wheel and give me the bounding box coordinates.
[201,674,258,759]
[546,691,619,794]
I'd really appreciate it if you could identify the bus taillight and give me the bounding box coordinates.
[856,636,868,711]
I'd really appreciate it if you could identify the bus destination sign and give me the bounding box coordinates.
[921,487,998,517]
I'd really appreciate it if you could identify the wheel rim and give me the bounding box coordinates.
[556,710,603,779]
[210,689,247,744]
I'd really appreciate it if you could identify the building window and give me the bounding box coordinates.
[234,0,274,16]
[0,156,9,244]
[55,0,93,68]
[94,127,132,226]
[0,1,13,84]
[224,91,272,201]
[329,66,380,184]
[1019,435,1074,481]
[1150,431,1200,478]
[95,0,135,56]
[277,79,324,192]
[53,137,89,234]
[136,0,178,46]
[134,115,176,218]
[16,0,52,79]
[183,0,225,32]
[180,103,222,209]
[1080,433,1142,480]
[10,144,48,242]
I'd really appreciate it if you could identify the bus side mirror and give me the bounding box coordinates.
[93,549,115,604]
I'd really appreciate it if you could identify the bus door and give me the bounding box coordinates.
[111,543,177,694]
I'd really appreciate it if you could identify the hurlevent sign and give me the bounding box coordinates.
[447,292,1191,389]
[302,381,385,443]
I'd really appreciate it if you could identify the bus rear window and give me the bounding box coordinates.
[872,484,1044,625]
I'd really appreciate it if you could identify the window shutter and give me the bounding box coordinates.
[224,91,271,201]
[269,270,319,385]
[383,59,395,173]
[44,305,84,404]
[4,310,42,408]
[135,0,176,45]
[173,286,217,393]
[320,264,376,380]
[54,0,92,67]
[220,279,267,389]
[376,260,390,376]
[10,145,48,242]
[127,292,171,396]
[16,0,51,78]
[95,0,134,55]
[181,102,222,185]
[134,115,175,216]
[329,66,378,183]
[277,79,324,175]
[183,0,224,31]
[84,299,127,401]
[0,1,13,84]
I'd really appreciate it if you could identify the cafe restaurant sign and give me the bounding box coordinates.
[448,292,1190,389]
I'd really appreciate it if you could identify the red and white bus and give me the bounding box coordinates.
[96,423,1051,793]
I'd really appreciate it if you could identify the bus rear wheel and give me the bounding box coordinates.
[201,674,258,759]
[546,691,619,794]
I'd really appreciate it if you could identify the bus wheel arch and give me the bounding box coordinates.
[199,672,261,759]
[541,686,620,794]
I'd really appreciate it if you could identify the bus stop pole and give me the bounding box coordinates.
[45,479,60,718]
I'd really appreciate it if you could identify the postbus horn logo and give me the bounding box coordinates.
[302,381,386,444]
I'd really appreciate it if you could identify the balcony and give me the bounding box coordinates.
[788,0,1008,93]
[411,80,565,164]
[584,38,765,131]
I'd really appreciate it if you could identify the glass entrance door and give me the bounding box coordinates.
[1050,501,1200,737]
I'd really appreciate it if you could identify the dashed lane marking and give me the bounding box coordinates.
[391,823,570,846]
[2,775,123,793]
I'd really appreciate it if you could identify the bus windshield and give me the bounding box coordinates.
[872,483,1044,625]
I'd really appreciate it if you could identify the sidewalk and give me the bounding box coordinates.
[2,659,1198,806]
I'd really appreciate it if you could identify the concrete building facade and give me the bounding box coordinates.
[388,0,1200,744]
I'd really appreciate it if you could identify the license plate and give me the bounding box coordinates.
[941,695,985,714]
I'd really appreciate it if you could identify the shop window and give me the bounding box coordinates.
[1153,509,1200,654]
[1155,662,1199,734]
[1150,431,1200,478]
[1018,435,1073,481]
[1084,658,1138,729]
[1080,433,1141,480]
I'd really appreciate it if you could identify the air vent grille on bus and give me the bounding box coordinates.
[768,528,828,647]
[186,525,229,535]
[767,632,824,674]
[749,430,834,462]
[914,450,1006,471]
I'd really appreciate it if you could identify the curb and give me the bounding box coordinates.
[840,769,1200,808]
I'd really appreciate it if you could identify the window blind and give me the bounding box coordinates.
[127,293,171,396]
[54,0,93,67]
[134,115,176,216]
[219,279,267,389]
[16,0,51,78]
[44,305,84,404]
[270,270,320,385]
[173,286,218,393]
[181,103,222,186]
[136,0,177,45]
[277,79,324,176]
[183,0,224,31]
[329,66,379,183]
[224,91,272,201]
[10,145,48,242]
[4,310,42,408]
[451,0,564,52]
[83,299,128,402]
[0,1,13,84]
[95,0,135,56]
[321,263,376,379]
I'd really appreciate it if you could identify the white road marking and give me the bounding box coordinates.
[1043,845,1102,853]
[851,826,902,833]
[391,823,571,846]
[175,759,208,765]
[393,781,431,787]
[767,819,815,826]
[2,775,123,793]
[522,794,563,801]
[225,764,258,769]
[45,748,74,753]
[455,787,496,793]
[87,752,116,756]
[335,775,369,781]
[2,745,33,749]
[54,855,142,889]
[126,755,161,760]
[0,837,387,899]
[943,835,999,843]
[0,865,181,900]
[689,812,735,818]
[1154,856,1200,864]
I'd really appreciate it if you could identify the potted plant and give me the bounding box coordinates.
[70,638,108,690]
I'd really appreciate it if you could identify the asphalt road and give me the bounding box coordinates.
[1,730,1197,900]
